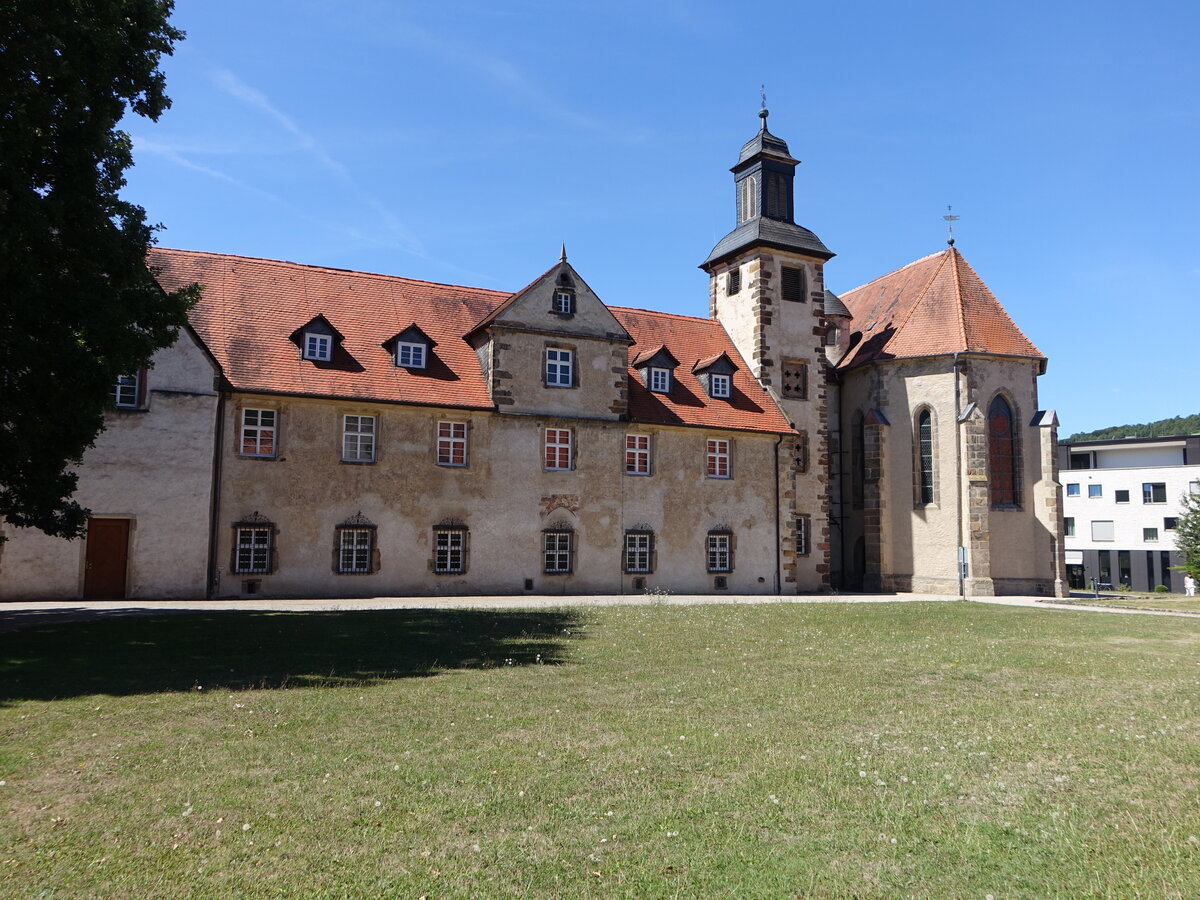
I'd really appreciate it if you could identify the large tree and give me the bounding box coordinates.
[0,0,198,538]
[1173,491,1200,580]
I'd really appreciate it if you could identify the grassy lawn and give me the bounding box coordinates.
[2,602,1199,899]
[1063,594,1200,613]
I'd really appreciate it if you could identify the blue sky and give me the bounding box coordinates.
[124,0,1200,437]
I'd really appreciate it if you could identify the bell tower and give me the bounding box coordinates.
[702,106,836,592]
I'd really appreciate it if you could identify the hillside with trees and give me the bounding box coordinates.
[1066,414,1200,442]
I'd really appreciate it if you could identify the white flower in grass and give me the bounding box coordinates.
[242,823,251,831]
[859,771,867,778]
[768,795,779,805]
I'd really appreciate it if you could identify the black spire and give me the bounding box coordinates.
[701,110,833,269]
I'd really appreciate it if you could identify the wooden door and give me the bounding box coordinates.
[83,518,130,599]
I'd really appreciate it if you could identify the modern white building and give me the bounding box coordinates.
[1059,436,1200,591]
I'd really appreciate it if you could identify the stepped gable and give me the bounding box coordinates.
[149,248,792,433]
[836,248,1044,370]
[612,307,792,434]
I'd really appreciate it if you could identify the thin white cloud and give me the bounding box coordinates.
[206,68,425,256]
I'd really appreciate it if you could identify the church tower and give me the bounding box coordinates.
[703,107,835,591]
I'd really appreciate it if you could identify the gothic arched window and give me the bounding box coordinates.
[915,408,934,506]
[988,395,1020,508]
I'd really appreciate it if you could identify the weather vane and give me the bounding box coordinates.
[759,85,769,126]
[942,204,960,247]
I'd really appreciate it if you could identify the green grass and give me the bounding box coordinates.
[2,603,1199,898]
[1063,594,1200,613]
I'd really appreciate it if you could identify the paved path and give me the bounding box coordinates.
[2,592,1197,632]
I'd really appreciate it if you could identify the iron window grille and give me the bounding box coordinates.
[707,532,733,573]
[337,527,374,573]
[544,531,573,574]
[234,524,273,574]
[434,529,467,574]
[624,532,653,574]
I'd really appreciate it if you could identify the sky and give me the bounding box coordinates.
[123,0,1200,438]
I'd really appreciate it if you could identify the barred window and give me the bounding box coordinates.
[544,531,573,574]
[434,529,467,574]
[727,267,741,295]
[624,532,653,574]
[706,531,733,573]
[337,528,373,574]
[234,526,273,574]
[796,516,811,557]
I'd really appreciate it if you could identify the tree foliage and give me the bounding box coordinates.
[1173,491,1200,580]
[1066,414,1200,443]
[0,1,198,538]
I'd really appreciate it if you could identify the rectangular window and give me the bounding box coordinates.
[707,532,732,572]
[111,373,141,408]
[1114,489,1130,504]
[337,528,373,574]
[1142,482,1167,504]
[396,341,426,368]
[624,532,653,574]
[625,434,651,475]
[1118,550,1131,587]
[1191,481,1200,495]
[544,531,573,574]
[727,268,741,295]
[546,348,573,387]
[1064,516,1075,536]
[1098,549,1111,585]
[434,529,467,574]
[342,415,376,462]
[552,291,574,314]
[709,373,731,399]
[545,428,572,470]
[304,333,332,361]
[1161,551,1172,591]
[1165,517,1178,530]
[240,409,277,458]
[1091,520,1115,541]
[796,516,811,557]
[706,439,731,478]
[234,526,272,574]
[1066,483,1080,497]
[437,421,468,467]
[781,361,808,400]
[1088,484,1102,499]
[1143,527,1159,543]
[648,367,670,393]
[1069,453,1092,469]
[781,266,806,302]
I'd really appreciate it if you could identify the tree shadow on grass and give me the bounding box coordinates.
[0,608,585,703]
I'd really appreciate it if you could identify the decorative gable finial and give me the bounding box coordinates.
[759,85,768,129]
[943,204,959,247]
[559,243,567,263]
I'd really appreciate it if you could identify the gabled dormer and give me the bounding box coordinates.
[289,315,344,363]
[692,352,738,400]
[383,324,436,370]
[631,345,679,395]
[466,249,633,420]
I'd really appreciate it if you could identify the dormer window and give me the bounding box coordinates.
[289,315,344,364]
[692,351,738,401]
[552,290,575,315]
[631,344,679,396]
[383,324,436,372]
[304,332,332,361]
[396,341,426,369]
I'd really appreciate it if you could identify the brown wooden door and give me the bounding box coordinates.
[83,518,130,599]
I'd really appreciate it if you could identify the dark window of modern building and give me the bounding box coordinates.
[1143,482,1167,504]
[1115,489,1130,503]
[1098,549,1111,586]
[1161,551,1172,591]
[1064,517,1075,536]
[1069,453,1092,470]
[1118,550,1131,588]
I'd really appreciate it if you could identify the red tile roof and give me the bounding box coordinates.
[150,249,793,435]
[835,248,1044,370]
[612,308,791,434]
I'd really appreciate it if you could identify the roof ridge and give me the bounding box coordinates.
[950,248,969,349]
[610,306,717,324]
[838,248,948,296]
[884,250,954,353]
[152,247,512,297]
